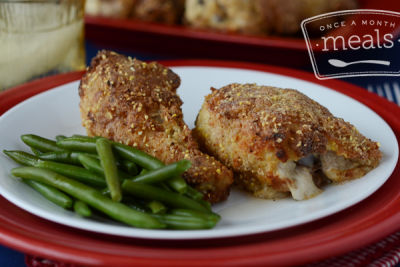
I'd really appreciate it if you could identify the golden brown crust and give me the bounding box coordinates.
[194,83,381,199]
[260,0,359,35]
[184,0,269,35]
[86,0,358,35]
[86,0,184,24]
[79,50,233,203]
[131,0,185,24]
[85,0,135,18]
[184,0,359,35]
[199,83,380,165]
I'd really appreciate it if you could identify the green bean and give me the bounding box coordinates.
[166,176,187,194]
[130,160,191,184]
[146,200,167,214]
[122,180,209,213]
[170,209,220,222]
[96,138,122,202]
[151,209,220,230]
[38,151,94,165]
[73,200,92,217]
[185,185,204,201]
[30,147,43,156]
[23,135,188,190]
[35,160,106,187]
[23,179,73,209]
[57,139,187,193]
[78,154,130,180]
[112,143,164,169]
[21,134,64,152]
[11,167,165,229]
[4,151,106,187]
[159,182,173,191]
[152,213,218,230]
[78,154,104,175]
[120,160,139,176]
[100,187,110,196]
[184,185,212,210]
[71,134,91,139]
[122,196,148,213]
[116,183,172,198]
[72,134,101,140]
[112,143,188,193]
[198,199,212,211]
[55,135,67,142]
[3,150,39,166]
[56,137,97,153]
[139,169,148,175]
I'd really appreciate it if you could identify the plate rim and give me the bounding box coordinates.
[0,59,399,266]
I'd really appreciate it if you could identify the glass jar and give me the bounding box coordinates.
[0,0,86,91]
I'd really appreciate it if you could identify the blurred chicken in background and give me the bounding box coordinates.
[86,0,184,24]
[86,0,358,35]
[185,0,358,35]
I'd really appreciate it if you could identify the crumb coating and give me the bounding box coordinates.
[194,83,381,197]
[79,50,233,203]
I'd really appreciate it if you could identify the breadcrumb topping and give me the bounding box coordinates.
[194,83,382,199]
[79,50,233,203]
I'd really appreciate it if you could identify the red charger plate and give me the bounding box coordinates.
[85,0,400,68]
[0,60,399,266]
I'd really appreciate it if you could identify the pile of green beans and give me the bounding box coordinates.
[3,134,220,230]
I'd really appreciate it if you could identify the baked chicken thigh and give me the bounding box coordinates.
[194,83,382,200]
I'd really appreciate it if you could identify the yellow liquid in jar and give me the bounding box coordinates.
[0,1,85,91]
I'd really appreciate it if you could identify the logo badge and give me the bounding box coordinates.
[301,9,400,80]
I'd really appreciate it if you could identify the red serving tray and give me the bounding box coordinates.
[85,0,400,68]
[0,60,399,266]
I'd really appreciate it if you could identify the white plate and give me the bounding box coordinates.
[0,66,398,240]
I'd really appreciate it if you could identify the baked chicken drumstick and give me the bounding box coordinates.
[79,51,233,203]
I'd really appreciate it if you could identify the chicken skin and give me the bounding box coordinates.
[194,83,382,200]
[79,51,233,203]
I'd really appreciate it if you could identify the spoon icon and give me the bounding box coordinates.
[328,59,391,68]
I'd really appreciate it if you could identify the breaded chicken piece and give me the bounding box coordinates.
[185,0,269,35]
[85,0,134,18]
[261,0,359,35]
[131,0,185,24]
[184,0,358,35]
[86,0,184,24]
[79,51,233,203]
[194,84,381,200]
